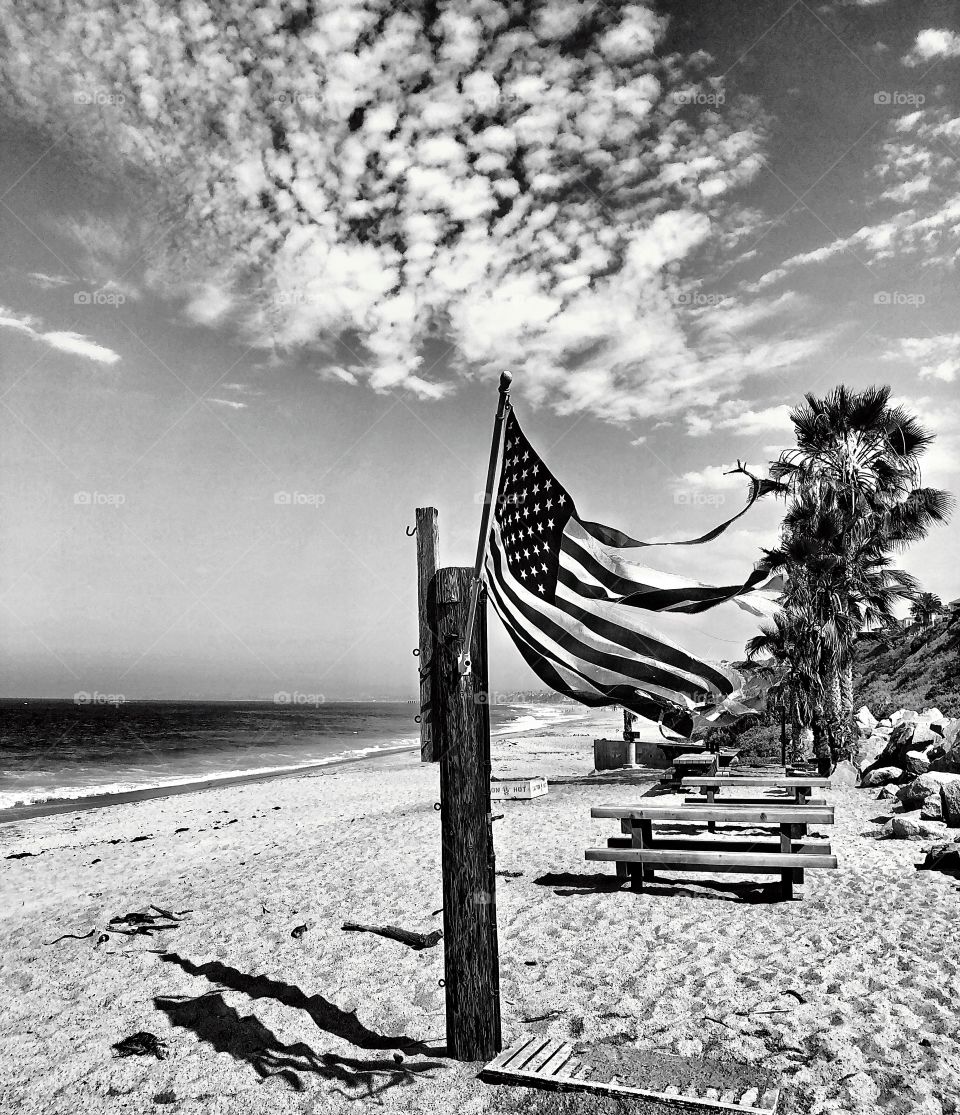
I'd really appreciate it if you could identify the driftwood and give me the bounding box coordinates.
[342,922,442,951]
[111,1032,169,1060]
[108,910,181,936]
[45,928,96,945]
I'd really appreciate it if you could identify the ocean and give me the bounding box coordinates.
[0,698,586,816]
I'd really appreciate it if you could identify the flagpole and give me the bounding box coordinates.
[458,371,512,676]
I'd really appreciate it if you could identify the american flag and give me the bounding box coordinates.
[484,410,778,737]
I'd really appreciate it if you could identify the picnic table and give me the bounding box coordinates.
[683,776,831,806]
[587,802,836,900]
[658,741,741,771]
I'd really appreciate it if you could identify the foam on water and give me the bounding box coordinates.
[0,740,418,811]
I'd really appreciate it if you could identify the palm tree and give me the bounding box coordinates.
[745,607,821,765]
[910,591,943,628]
[765,387,950,762]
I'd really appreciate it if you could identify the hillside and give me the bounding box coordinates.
[854,612,960,718]
[702,612,959,763]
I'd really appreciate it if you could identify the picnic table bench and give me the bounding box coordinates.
[683,776,831,806]
[586,803,836,900]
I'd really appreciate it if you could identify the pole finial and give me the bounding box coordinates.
[498,370,512,393]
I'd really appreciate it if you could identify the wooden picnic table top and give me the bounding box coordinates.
[682,776,831,788]
[591,804,835,824]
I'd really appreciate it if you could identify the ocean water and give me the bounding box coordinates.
[0,698,585,813]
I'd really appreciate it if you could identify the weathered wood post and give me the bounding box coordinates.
[432,565,501,1060]
[415,507,439,762]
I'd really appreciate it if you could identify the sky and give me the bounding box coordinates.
[1,0,958,701]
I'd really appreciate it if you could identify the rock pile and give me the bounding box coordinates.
[856,705,960,831]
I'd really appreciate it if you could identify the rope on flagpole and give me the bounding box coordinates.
[458,371,513,676]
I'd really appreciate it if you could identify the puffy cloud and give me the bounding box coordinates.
[884,334,960,382]
[687,402,794,438]
[0,0,778,419]
[903,29,960,66]
[0,304,120,365]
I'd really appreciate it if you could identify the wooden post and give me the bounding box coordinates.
[415,507,439,762]
[432,565,501,1061]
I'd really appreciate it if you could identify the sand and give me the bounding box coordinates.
[2,711,959,1115]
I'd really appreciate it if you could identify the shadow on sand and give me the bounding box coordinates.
[534,871,780,904]
[156,953,446,1098]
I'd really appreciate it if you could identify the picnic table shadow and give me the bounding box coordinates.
[533,871,781,904]
[154,989,445,1099]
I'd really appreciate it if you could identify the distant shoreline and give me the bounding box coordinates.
[0,743,420,825]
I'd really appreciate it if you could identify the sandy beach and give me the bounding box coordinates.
[2,712,959,1115]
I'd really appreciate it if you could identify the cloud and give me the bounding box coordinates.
[884,334,960,382]
[672,463,755,492]
[903,29,960,66]
[207,397,247,409]
[0,303,120,365]
[687,401,794,437]
[0,1,780,421]
[742,105,960,286]
[28,272,73,289]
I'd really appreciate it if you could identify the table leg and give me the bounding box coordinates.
[779,823,794,900]
[707,787,716,833]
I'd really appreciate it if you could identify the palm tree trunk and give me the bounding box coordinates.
[790,700,802,765]
[822,663,844,767]
[840,659,855,750]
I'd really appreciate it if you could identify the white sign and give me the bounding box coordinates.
[491,777,549,801]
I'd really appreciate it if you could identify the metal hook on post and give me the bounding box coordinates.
[405,525,417,537]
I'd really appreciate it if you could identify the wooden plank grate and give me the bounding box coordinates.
[482,1035,780,1113]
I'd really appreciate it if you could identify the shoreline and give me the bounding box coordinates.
[0,704,597,828]
[0,742,421,826]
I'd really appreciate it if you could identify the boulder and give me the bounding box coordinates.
[891,709,919,726]
[917,842,960,875]
[921,795,944,821]
[855,735,889,773]
[897,774,946,808]
[882,816,945,840]
[876,786,895,800]
[911,723,938,748]
[832,760,858,786]
[904,750,932,776]
[879,722,917,764]
[860,765,905,788]
[942,719,960,748]
[878,718,892,727]
[896,771,960,807]
[922,707,945,724]
[931,742,960,774]
[942,781,960,828]
[855,705,877,736]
